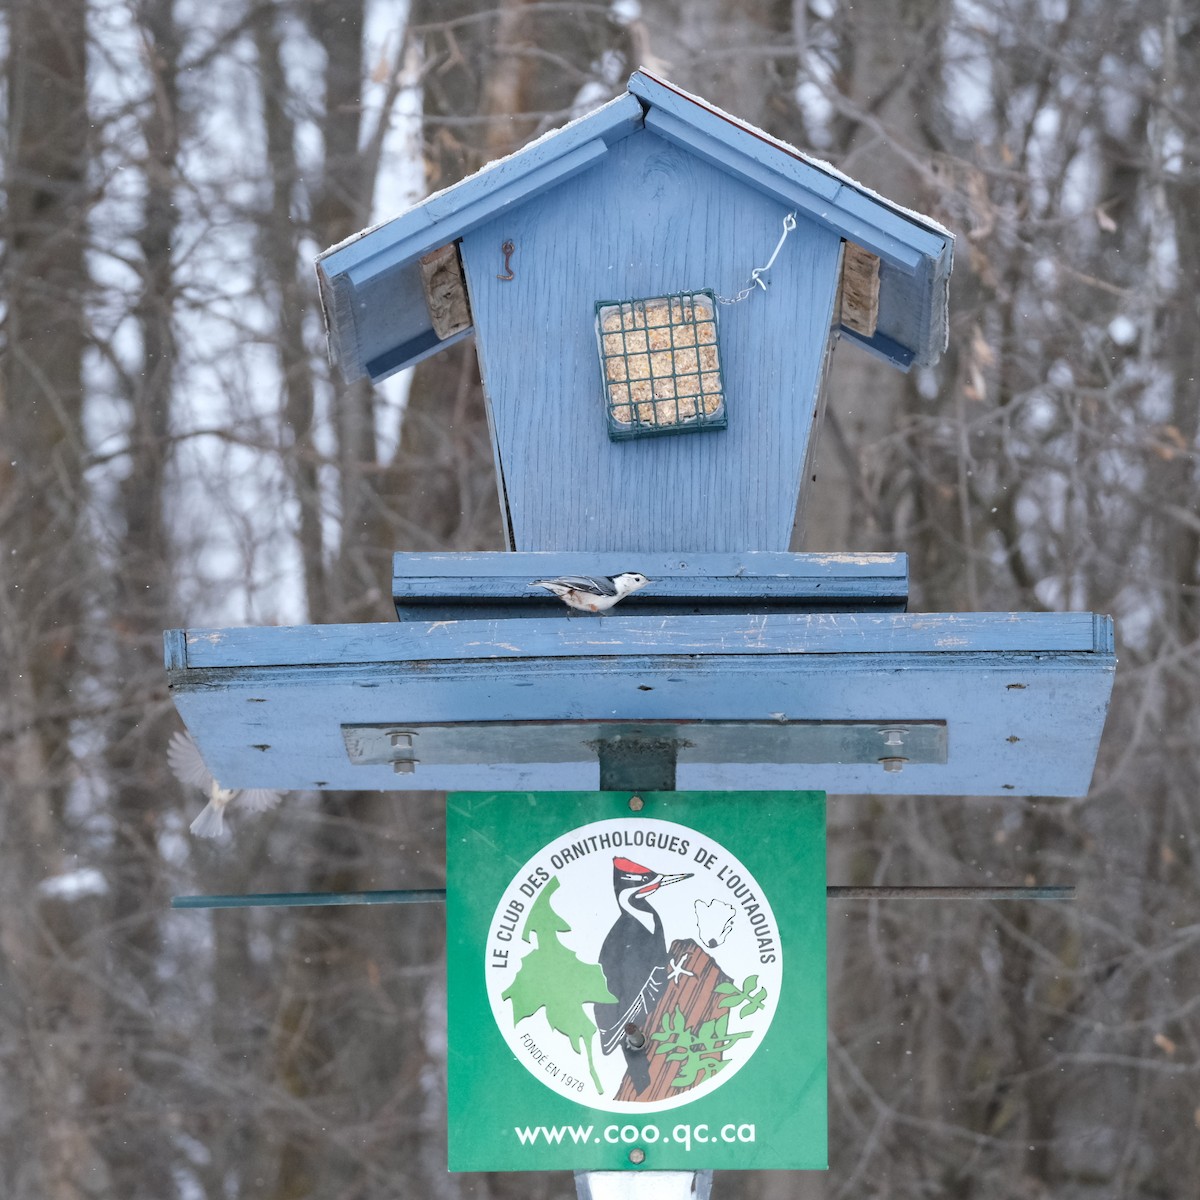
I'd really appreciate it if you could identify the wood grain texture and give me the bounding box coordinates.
[461,130,844,552]
[392,550,909,617]
[163,613,1115,796]
[419,243,471,339]
[643,108,923,273]
[627,71,949,264]
[316,93,644,381]
[319,93,642,282]
[839,242,880,337]
[615,939,731,1103]
[393,549,904,580]
[162,628,188,672]
[178,611,1110,669]
[315,74,953,384]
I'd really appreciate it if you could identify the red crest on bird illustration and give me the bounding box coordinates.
[485,817,783,1112]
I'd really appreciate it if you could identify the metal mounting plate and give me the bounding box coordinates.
[341,720,945,771]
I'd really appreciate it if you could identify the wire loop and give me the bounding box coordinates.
[715,210,798,305]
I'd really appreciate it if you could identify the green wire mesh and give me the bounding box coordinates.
[595,290,728,441]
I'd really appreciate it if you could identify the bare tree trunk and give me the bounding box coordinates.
[248,7,459,1198]
[305,0,391,623]
[255,6,328,623]
[97,1,181,1193]
[1,0,90,855]
[0,2,100,1196]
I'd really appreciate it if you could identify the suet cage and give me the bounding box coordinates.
[595,291,727,440]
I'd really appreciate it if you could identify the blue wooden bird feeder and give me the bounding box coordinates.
[315,70,952,554]
[165,71,1113,800]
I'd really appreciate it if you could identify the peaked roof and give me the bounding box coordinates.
[316,70,954,383]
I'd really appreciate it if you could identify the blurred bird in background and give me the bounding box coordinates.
[167,730,282,838]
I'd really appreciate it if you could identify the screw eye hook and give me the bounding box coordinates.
[497,240,515,281]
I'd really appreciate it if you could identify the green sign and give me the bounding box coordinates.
[446,791,826,1172]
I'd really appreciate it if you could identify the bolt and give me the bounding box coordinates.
[878,728,907,748]
[624,1023,646,1050]
[389,731,414,748]
[879,756,908,774]
[629,796,644,811]
[628,1149,646,1165]
[393,759,417,774]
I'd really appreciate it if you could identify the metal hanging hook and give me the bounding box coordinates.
[716,210,798,304]
[497,240,515,281]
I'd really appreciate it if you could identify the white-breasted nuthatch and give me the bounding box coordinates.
[531,572,651,613]
[167,730,282,838]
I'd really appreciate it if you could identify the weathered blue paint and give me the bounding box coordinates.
[164,612,1114,797]
[638,108,923,271]
[177,611,1109,668]
[315,71,953,386]
[628,72,952,370]
[392,551,909,619]
[317,95,643,381]
[460,129,843,552]
[313,72,955,551]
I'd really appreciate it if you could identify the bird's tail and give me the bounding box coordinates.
[190,801,225,839]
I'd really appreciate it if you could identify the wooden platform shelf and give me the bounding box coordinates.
[165,608,1114,797]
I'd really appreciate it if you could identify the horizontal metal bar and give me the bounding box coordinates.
[827,885,1075,901]
[341,719,949,769]
[170,889,447,910]
[172,884,1073,910]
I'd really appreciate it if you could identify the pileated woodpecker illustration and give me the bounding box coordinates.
[595,856,692,1094]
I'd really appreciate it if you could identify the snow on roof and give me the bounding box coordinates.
[316,69,954,381]
[638,71,953,241]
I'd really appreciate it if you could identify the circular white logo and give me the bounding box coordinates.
[486,817,783,1112]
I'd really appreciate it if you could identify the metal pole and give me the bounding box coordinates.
[574,1168,713,1200]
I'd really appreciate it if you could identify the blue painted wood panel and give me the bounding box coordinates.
[316,94,644,382]
[315,74,952,384]
[178,612,1110,668]
[628,71,953,368]
[643,108,922,273]
[392,551,909,618]
[165,612,1115,797]
[627,73,948,265]
[460,128,844,552]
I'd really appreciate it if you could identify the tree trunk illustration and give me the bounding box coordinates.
[616,939,732,1103]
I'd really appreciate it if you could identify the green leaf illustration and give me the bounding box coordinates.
[650,1006,752,1088]
[501,877,616,1093]
[715,973,768,1018]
